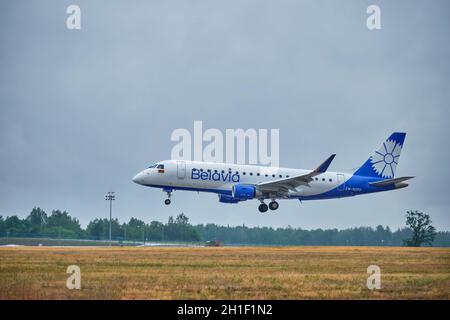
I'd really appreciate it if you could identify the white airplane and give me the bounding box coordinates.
[132,132,414,212]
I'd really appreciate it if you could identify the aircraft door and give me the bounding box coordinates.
[337,173,345,191]
[177,161,186,179]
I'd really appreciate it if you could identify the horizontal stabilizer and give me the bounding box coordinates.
[369,176,415,187]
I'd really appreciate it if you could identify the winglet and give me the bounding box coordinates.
[313,154,336,174]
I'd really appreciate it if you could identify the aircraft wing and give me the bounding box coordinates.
[257,154,336,193]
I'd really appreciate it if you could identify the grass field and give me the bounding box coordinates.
[0,246,449,299]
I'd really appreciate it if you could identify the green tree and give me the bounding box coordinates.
[86,218,122,240]
[146,221,164,241]
[46,210,83,237]
[125,217,146,241]
[165,213,200,241]
[4,215,29,234]
[403,210,437,247]
[86,218,108,239]
[26,207,47,234]
[0,216,6,233]
[175,213,189,225]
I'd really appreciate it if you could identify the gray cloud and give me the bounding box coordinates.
[1,0,449,230]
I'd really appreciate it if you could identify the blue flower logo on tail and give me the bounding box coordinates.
[370,139,402,178]
[353,132,406,179]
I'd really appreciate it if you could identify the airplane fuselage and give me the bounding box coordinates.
[133,160,402,201]
[132,133,412,212]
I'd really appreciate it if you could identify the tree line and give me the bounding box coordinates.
[0,207,448,246]
[0,207,199,242]
[196,223,447,246]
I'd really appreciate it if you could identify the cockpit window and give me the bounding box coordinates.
[157,164,164,169]
[148,164,157,168]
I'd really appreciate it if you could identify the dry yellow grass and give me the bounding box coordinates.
[0,246,449,299]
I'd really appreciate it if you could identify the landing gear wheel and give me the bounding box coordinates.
[269,201,279,211]
[163,189,172,205]
[258,203,268,213]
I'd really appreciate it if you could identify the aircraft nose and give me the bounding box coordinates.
[132,171,145,185]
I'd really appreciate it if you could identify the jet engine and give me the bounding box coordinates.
[232,184,262,200]
[218,194,240,203]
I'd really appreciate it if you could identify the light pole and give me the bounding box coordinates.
[105,192,115,244]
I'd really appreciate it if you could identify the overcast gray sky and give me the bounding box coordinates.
[1,0,449,230]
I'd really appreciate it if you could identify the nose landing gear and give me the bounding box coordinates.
[163,189,172,205]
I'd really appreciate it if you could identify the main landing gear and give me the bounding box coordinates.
[269,201,279,210]
[164,189,172,205]
[258,203,268,213]
[258,200,279,213]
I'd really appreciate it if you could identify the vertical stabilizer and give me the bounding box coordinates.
[353,132,406,179]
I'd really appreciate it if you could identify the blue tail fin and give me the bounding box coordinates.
[354,132,406,179]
